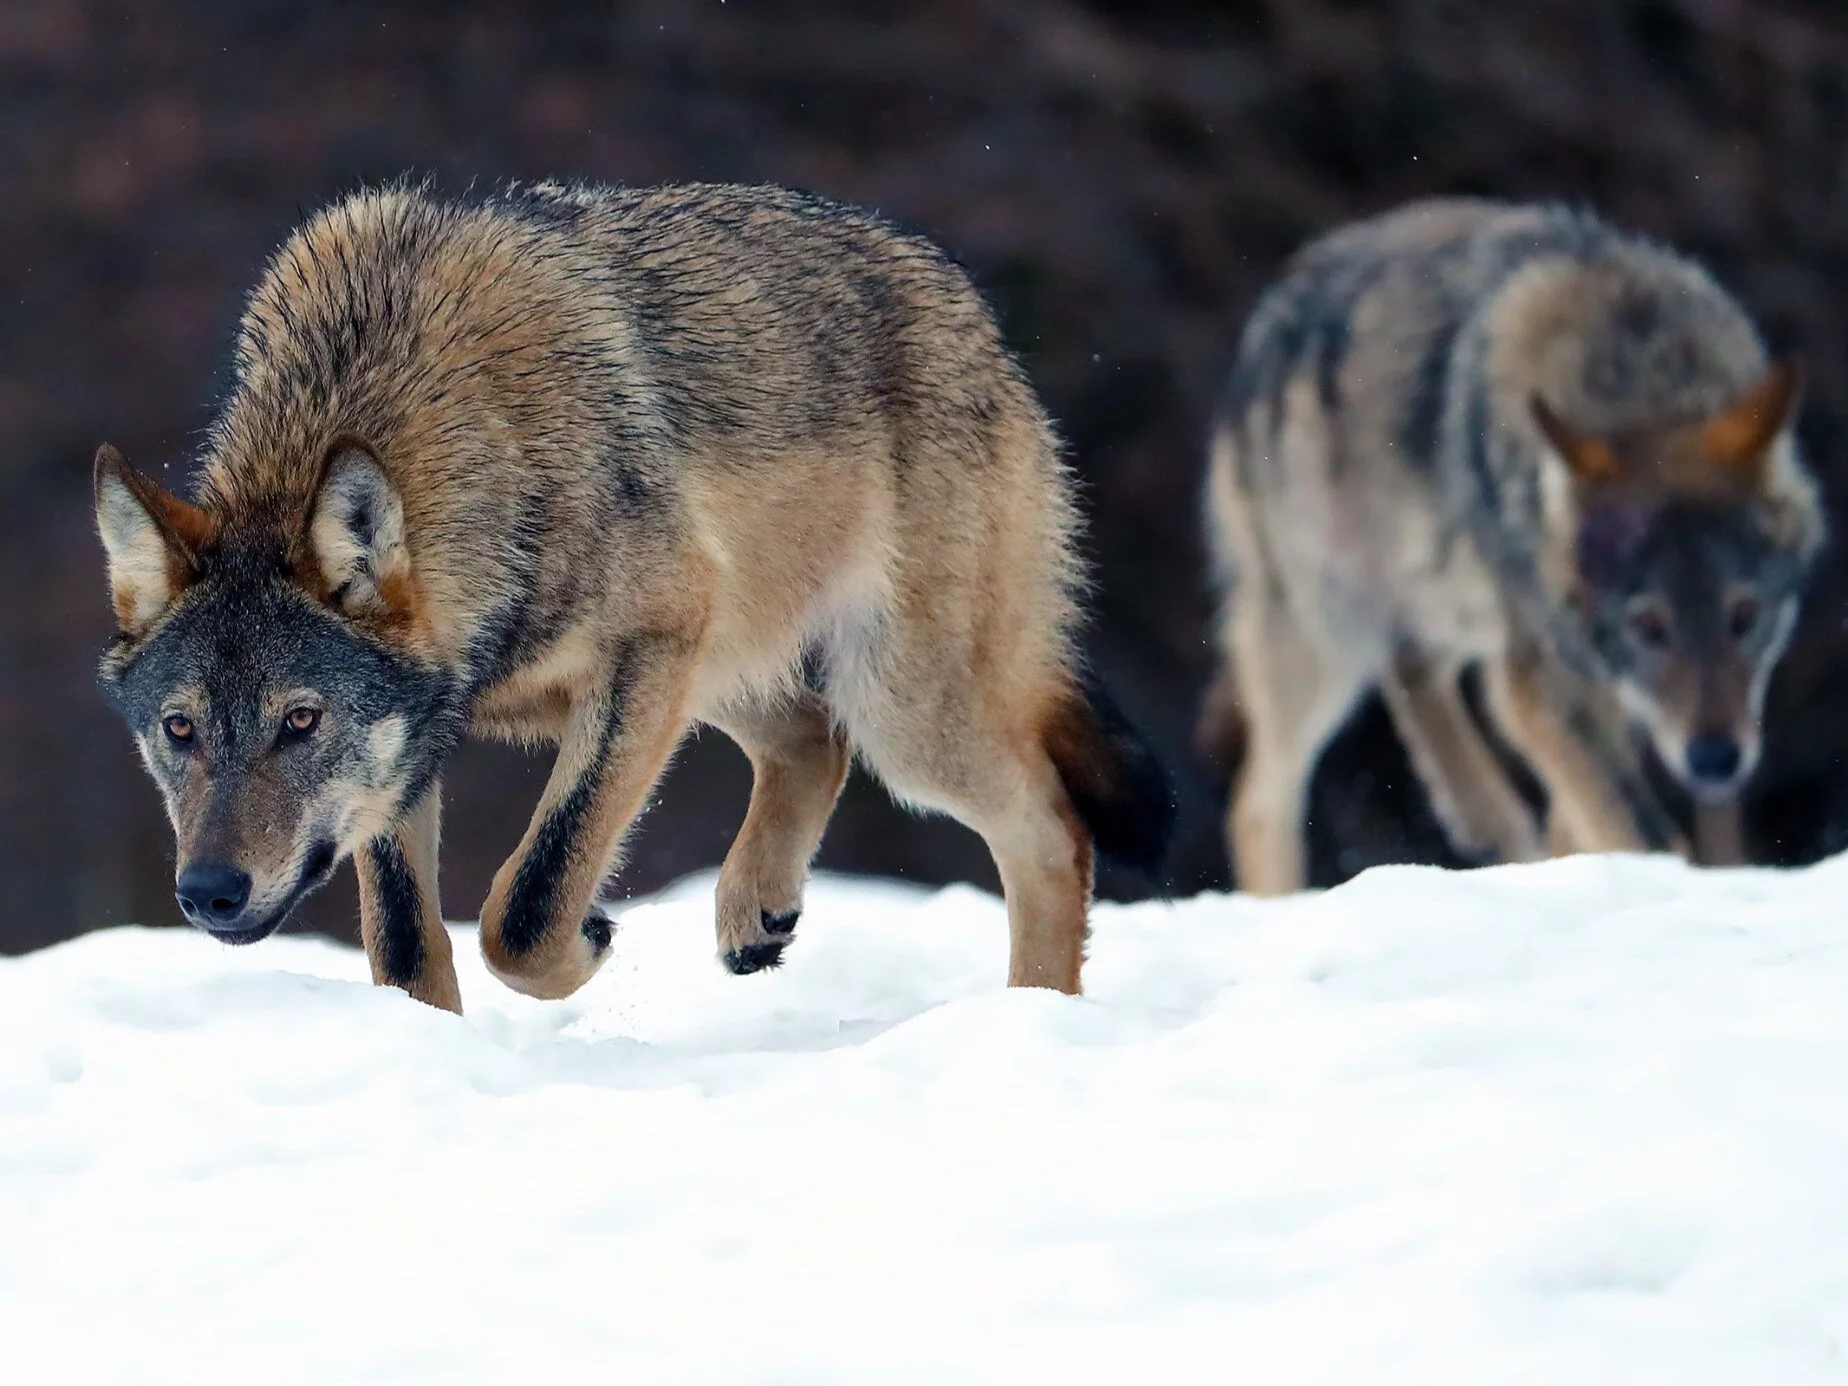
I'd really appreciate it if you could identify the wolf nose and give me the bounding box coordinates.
[1685,733,1743,789]
[175,863,253,929]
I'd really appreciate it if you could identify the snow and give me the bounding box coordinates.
[7,854,1848,1384]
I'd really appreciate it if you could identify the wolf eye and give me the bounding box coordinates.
[1626,600,1673,650]
[1727,593,1762,641]
[162,714,194,744]
[283,707,321,737]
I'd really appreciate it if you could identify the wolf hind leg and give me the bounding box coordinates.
[839,627,1096,993]
[1224,587,1372,896]
[982,757,1096,994]
[868,714,1094,994]
[478,631,702,1000]
[707,691,852,974]
[355,784,462,1013]
[1378,647,1543,866]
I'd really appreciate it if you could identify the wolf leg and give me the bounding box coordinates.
[354,785,462,1013]
[846,685,1094,993]
[1225,587,1371,896]
[834,623,1096,992]
[1692,801,1745,866]
[860,716,1096,992]
[1195,650,1248,780]
[1378,649,1543,865]
[983,764,1095,994]
[1484,650,1686,858]
[707,691,851,973]
[478,633,701,1000]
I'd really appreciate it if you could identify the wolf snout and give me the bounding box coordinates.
[1684,732,1744,796]
[175,862,253,932]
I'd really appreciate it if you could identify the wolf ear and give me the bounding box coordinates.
[309,442,410,616]
[1699,356,1803,483]
[93,444,211,634]
[1531,395,1622,487]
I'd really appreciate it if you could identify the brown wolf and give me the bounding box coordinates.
[1200,199,1823,894]
[93,180,1172,1011]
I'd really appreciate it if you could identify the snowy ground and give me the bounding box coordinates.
[6,856,1848,1384]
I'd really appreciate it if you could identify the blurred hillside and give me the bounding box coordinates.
[4,0,1847,952]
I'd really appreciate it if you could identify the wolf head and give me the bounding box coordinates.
[93,443,459,942]
[1533,358,1820,804]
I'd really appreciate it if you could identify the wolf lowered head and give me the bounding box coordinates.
[1533,358,1821,803]
[92,443,460,942]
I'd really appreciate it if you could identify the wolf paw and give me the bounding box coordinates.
[724,939,789,975]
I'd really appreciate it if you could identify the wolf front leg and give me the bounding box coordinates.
[354,786,463,1013]
[1692,802,1745,867]
[478,635,701,1000]
[1485,650,1687,859]
[1378,648,1543,866]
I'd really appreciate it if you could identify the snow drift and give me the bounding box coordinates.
[6,854,1848,1384]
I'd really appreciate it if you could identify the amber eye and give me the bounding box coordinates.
[162,714,194,743]
[1626,600,1673,650]
[1727,593,1762,641]
[284,707,321,736]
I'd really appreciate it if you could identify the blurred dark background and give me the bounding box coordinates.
[6,0,1848,953]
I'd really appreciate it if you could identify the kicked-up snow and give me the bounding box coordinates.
[5,854,1848,1384]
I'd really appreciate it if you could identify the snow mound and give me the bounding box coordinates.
[8,855,1848,1383]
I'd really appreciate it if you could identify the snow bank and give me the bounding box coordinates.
[6,854,1848,1383]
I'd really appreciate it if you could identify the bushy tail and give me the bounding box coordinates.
[1043,669,1176,875]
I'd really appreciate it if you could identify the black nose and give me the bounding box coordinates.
[175,863,252,929]
[1685,733,1743,787]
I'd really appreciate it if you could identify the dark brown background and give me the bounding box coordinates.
[6,0,1848,954]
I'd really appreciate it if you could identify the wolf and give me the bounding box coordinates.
[93,179,1172,1012]
[1199,198,1823,895]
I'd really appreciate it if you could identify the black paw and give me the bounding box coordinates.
[724,940,788,975]
[761,908,801,936]
[581,914,613,952]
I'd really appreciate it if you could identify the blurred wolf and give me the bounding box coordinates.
[93,180,1172,1011]
[1200,199,1822,895]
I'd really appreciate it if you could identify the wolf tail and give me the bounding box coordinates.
[1043,668,1176,875]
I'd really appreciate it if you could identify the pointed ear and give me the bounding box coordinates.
[93,444,211,634]
[309,442,410,616]
[1531,395,1622,486]
[1699,356,1803,483]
